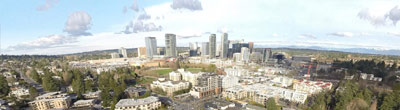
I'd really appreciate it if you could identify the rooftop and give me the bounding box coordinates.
[115,96,159,107]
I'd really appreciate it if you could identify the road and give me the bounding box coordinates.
[17,69,44,93]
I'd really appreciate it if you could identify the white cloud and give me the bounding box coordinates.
[7,35,77,51]
[328,32,354,37]
[388,32,400,37]
[63,11,92,36]
[171,0,202,11]
[387,6,400,25]
[358,5,400,26]
[37,0,59,11]
[122,11,162,34]
[298,34,316,39]
[272,33,279,37]
[131,0,139,12]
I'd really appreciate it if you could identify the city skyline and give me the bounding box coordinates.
[1,0,400,55]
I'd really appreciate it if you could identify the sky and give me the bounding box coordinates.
[1,0,400,55]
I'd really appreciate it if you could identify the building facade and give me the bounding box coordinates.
[119,47,128,58]
[29,92,71,110]
[209,34,216,58]
[221,33,228,58]
[138,47,147,58]
[165,34,177,57]
[201,42,209,56]
[145,37,157,58]
[115,96,161,110]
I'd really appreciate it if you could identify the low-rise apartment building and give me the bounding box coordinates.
[115,96,161,110]
[150,78,190,96]
[29,92,71,110]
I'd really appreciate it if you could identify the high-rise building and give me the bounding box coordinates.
[189,42,198,50]
[262,48,272,62]
[241,47,250,63]
[165,34,177,57]
[221,33,228,58]
[145,37,157,58]
[216,43,221,57]
[119,47,128,58]
[157,48,164,55]
[111,53,120,59]
[249,42,254,53]
[138,47,147,58]
[209,34,216,58]
[201,42,209,56]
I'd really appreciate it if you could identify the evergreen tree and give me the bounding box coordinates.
[72,74,84,99]
[100,88,112,107]
[29,86,38,100]
[0,75,10,97]
[30,69,41,83]
[266,98,279,110]
[85,80,94,92]
[42,72,59,91]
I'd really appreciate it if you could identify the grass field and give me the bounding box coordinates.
[186,68,202,72]
[153,69,173,75]
[137,77,156,85]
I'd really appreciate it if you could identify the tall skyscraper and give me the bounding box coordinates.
[201,42,209,56]
[189,42,198,50]
[165,34,177,57]
[248,42,254,53]
[145,37,157,58]
[209,34,216,58]
[119,47,128,58]
[221,33,228,58]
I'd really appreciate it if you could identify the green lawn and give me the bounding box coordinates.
[186,68,202,72]
[153,69,173,75]
[137,77,156,85]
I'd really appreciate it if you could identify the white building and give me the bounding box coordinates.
[115,96,161,110]
[224,67,250,77]
[119,47,128,58]
[222,76,239,89]
[150,78,190,96]
[271,76,294,87]
[293,80,333,95]
[241,47,250,63]
[9,87,29,98]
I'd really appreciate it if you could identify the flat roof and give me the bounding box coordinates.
[115,96,159,107]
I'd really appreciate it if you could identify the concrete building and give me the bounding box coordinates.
[250,52,263,63]
[222,76,239,89]
[262,48,272,63]
[170,69,203,86]
[293,80,333,95]
[209,34,216,58]
[222,84,308,104]
[157,48,164,55]
[111,53,120,59]
[124,87,147,98]
[150,78,190,96]
[201,42,209,56]
[145,37,157,58]
[271,76,294,87]
[138,47,147,58]
[224,67,250,77]
[72,99,96,108]
[119,47,128,58]
[221,33,228,58]
[241,47,250,63]
[233,53,241,62]
[169,71,182,81]
[29,92,71,110]
[9,87,29,98]
[165,34,177,57]
[115,96,161,110]
[249,42,254,53]
[189,73,222,98]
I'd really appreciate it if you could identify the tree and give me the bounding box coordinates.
[266,98,279,110]
[30,69,41,83]
[42,72,59,92]
[100,88,112,107]
[390,63,398,72]
[29,86,38,100]
[72,74,84,99]
[85,80,94,92]
[0,75,10,97]
[207,64,217,72]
